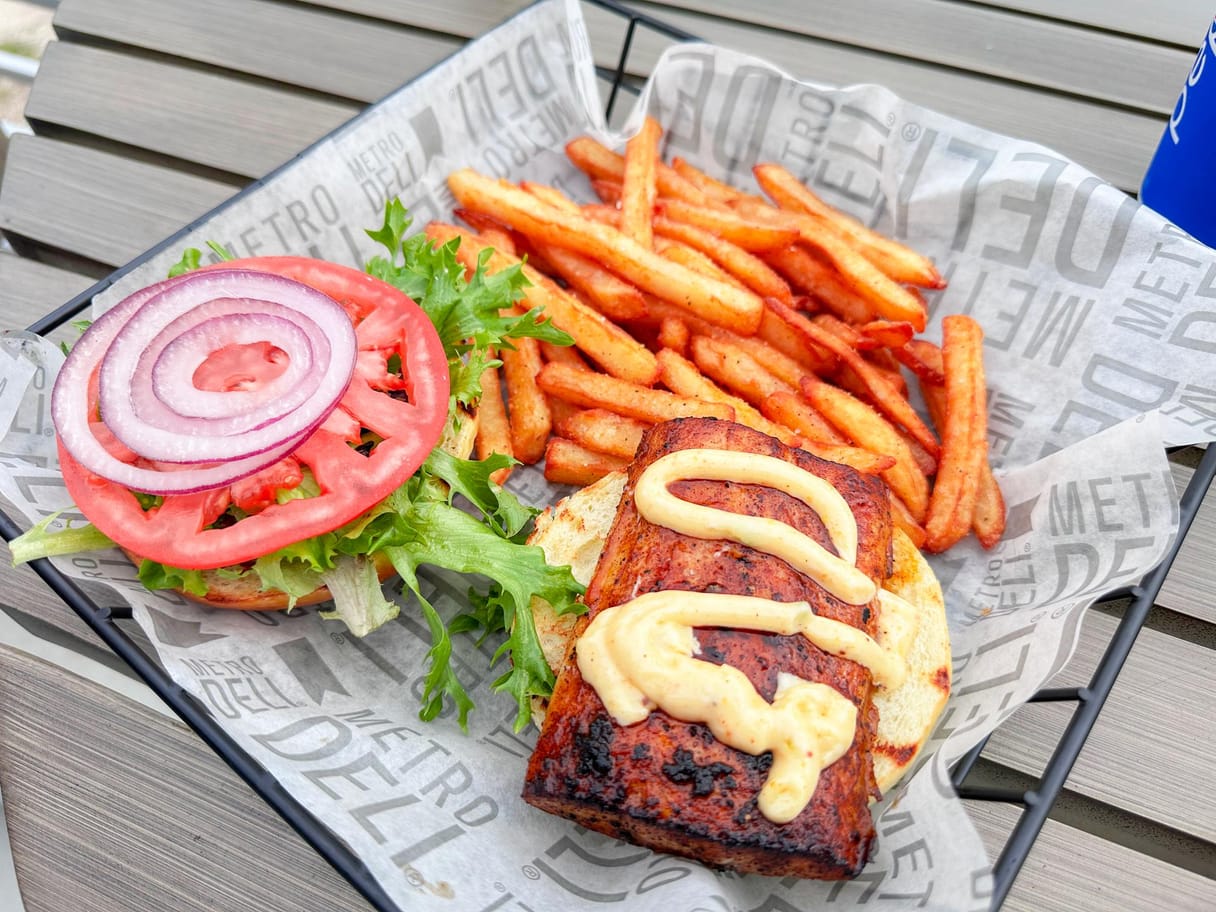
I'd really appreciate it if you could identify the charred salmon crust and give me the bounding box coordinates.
[523,417,891,878]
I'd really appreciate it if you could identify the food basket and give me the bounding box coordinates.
[2,2,1214,910]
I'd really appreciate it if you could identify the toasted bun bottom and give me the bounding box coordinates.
[527,469,951,796]
[132,408,479,611]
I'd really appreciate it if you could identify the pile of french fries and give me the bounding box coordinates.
[431,118,1004,553]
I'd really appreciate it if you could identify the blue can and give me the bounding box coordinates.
[1140,18,1216,247]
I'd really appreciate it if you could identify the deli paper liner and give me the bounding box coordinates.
[0,1,1205,909]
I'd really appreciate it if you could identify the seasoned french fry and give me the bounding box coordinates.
[859,320,915,350]
[557,408,649,460]
[755,299,837,373]
[801,376,930,521]
[546,394,581,429]
[448,169,764,333]
[621,116,661,248]
[788,307,940,459]
[753,163,945,289]
[528,241,648,321]
[426,221,659,386]
[657,198,798,251]
[923,316,987,552]
[656,349,799,445]
[540,340,590,369]
[653,215,793,303]
[657,316,691,356]
[670,156,746,204]
[590,179,623,206]
[475,353,514,485]
[499,337,551,465]
[897,338,947,386]
[544,437,629,487]
[759,390,849,446]
[565,136,716,208]
[735,194,928,329]
[689,336,794,407]
[917,334,1004,549]
[762,243,878,324]
[655,238,750,291]
[520,180,580,212]
[537,362,734,424]
[889,491,928,550]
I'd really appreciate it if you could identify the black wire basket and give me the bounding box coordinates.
[2,2,1213,910]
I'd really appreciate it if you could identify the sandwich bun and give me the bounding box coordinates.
[133,408,479,611]
[527,468,950,795]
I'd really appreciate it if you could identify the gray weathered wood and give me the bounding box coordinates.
[0,252,93,323]
[0,644,370,912]
[53,0,463,104]
[982,608,1216,842]
[968,801,1216,912]
[0,134,235,265]
[1160,461,1216,625]
[977,0,1213,47]
[26,42,360,179]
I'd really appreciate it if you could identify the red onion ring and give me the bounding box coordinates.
[52,269,357,494]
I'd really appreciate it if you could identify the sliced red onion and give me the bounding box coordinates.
[52,269,357,494]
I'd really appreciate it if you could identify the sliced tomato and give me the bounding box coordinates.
[58,257,450,570]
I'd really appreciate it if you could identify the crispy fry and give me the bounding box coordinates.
[538,362,734,424]
[670,156,746,204]
[520,180,580,212]
[689,336,793,407]
[540,340,590,369]
[426,221,659,386]
[529,241,648,321]
[653,216,793,303]
[801,376,930,521]
[590,179,623,206]
[758,390,850,447]
[657,198,798,251]
[762,243,878,324]
[565,136,716,208]
[655,238,750,291]
[657,316,690,356]
[475,353,514,485]
[499,337,552,465]
[557,408,649,460]
[923,316,987,552]
[656,349,799,445]
[543,436,629,487]
[736,194,928,330]
[897,339,947,386]
[790,307,940,459]
[859,320,915,350]
[917,335,1004,549]
[546,394,580,428]
[753,163,945,289]
[889,492,928,550]
[448,169,764,333]
[621,116,661,248]
[755,299,837,374]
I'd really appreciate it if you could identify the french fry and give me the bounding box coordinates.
[557,408,649,460]
[801,376,930,521]
[565,136,716,208]
[897,338,947,386]
[652,216,792,303]
[670,156,745,204]
[762,243,878,324]
[657,316,691,356]
[655,238,750,291]
[520,180,580,212]
[448,168,764,334]
[916,337,1005,548]
[426,221,659,386]
[753,163,945,289]
[475,353,514,485]
[889,492,928,550]
[621,116,661,248]
[791,307,940,459]
[657,198,798,251]
[528,241,648,321]
[656,349,799,445]
[922,315,987,552]
[539,340,590,369]
[689,336,794,407]
[590,179,623,206]
[537,361,734,424]
[759,390,850,447]
[735,193,928,330]
[499,337,551,465]
[546,395,581,429]
[544,437,629,487]
[859,320,915,350]
[755,299,837,373]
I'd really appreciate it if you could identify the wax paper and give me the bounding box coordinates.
[1,1,1205,909]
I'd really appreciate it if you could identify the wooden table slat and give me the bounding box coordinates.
[970,0,1214,48]
[0,134,235,266]
[53,0,463,105]
[26,42,361,180]
[0,252,94,322]
[1160,462,1216,625]
[983,609,1216,843]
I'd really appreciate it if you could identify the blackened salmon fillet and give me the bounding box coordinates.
[523,417,892,879]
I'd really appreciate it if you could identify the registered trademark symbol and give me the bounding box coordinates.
[522,864,541,880]
[1023,543,1031,552]
[406,871,424,887]
[886,111,896,126]
[901,122,922,141]
[330,632,346,645]
[43,428,54,436]
[493,882,506,893]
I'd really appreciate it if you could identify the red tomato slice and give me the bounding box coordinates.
[58,257,450,570]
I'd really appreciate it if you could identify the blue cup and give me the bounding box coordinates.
[1140,17,1216,248]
